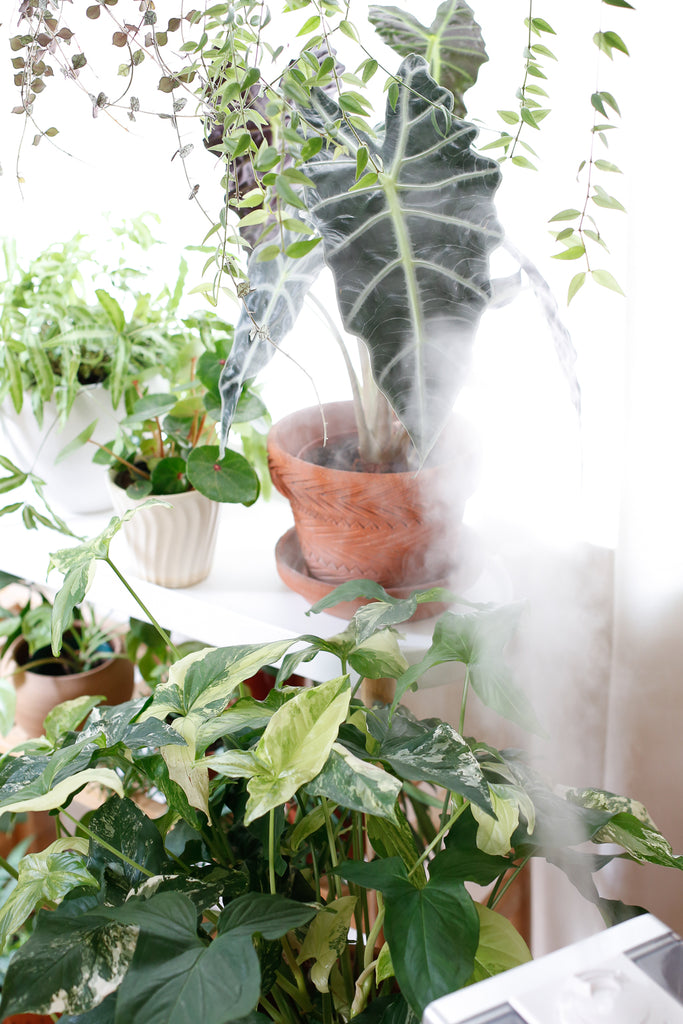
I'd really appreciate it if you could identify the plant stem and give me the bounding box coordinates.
[488,854,531,910]
[269,806,277,895]
[0,853,19,881]
[60,808,155,878]
[105,556,180,659]
[364,896,384,970]
[320,797,341,899]
[408,800,469,879]
[88,440,150,480]
[459,667,471,737]
[281,936,312,1009]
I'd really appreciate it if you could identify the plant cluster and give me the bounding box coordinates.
[0,568,680,1023]
[97,307,271,504]
[0,573,118,679]
[0,218,194,426]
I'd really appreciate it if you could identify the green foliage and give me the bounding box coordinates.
[0,575,123,676]
[93,311,269,504]
[0,579,679,1022]
[0,222,193,425]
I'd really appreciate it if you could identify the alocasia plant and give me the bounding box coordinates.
[220,54,502,466]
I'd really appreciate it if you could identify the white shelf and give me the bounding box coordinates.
[0,490,510,685]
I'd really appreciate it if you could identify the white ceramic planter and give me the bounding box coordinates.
[0,386,122,514]
[107,475,220,588]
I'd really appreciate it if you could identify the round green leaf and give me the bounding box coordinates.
[150,457,189,495]
[186,446,259,504]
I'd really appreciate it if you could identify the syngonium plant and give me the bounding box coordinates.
[219,50,503,468]
[0,549,682,1022]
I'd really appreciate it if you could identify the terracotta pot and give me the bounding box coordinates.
[7,636,134,738]
[268,401,480,594]
[107,475,220,588]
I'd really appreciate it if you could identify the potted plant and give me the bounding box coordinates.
[0,575,134,738]
[216,7,573,605]
[0,567,681,1022]
[0,218,195,514]
[99,312,270,587]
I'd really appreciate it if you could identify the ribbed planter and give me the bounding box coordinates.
[107,475,220,588]
[268,402,480,612]
[0,386,122,514]
[7,636,134,738]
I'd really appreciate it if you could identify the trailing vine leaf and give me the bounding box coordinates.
[368,2,488,116]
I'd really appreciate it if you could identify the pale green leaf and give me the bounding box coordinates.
[468,904,532,983]
[0,767,123,814]
[296,896,357,992]
[244,677,351,823]
[592,269,625,295]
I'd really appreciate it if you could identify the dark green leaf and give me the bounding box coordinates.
[368,2,488,116]
[218,892,316,938]
[186,446,259,504]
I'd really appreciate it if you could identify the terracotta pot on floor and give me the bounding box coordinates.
[268,402,480,616]
[7,636,135,738]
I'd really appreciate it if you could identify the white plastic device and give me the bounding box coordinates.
[422,914,683,1024]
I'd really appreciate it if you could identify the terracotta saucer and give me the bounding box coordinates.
[274,527,483,621]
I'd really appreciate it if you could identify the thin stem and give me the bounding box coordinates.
[488,855,531,910]
[269,807,277,895]
[105,557,180,659]
[459,666,471,737]
[88,440,150,480]
[364,896,384,970]
[408,800,468,879]
[0,853,19,881]
[321,797,341,899]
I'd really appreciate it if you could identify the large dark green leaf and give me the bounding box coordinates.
[340,853,479,1016]
[217,892,316,938]
[369,2,488,115]
[299,55,502,460]
[106,893,261,1024]
[0,903,138,1017]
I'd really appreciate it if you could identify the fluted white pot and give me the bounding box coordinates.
[0,386,121,514]
[107,475,220,588]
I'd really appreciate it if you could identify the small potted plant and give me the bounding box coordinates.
[99,312,270,587]
[0,575,134,738]
[0,572,681,1021]
[0,218,194,514]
